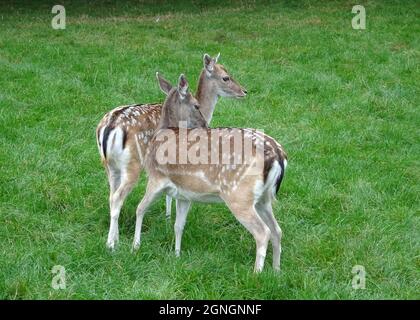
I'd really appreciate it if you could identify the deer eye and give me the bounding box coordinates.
[223,76,230,82]
[194,104,200,110]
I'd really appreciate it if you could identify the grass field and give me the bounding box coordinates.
[0,0,418,299]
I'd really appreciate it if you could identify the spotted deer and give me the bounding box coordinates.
[96,54,247,250]
[133,74,288,272]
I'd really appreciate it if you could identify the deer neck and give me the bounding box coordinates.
[196,70,218,124]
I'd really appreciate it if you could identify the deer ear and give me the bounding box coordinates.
[178,74,188,99]
[156,72,172,95]
[203,53,215,75]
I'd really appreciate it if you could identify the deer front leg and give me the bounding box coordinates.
[132,181,164,251]
[174,199,191,257]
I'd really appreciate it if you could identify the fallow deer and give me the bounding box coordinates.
[96,54,247,250]
[133,74,288,272]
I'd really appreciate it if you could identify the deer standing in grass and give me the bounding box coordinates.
[133,74,287,272]
[96,54,247,250]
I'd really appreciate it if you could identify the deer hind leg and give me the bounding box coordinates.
[255,194,282,271]
[107,161,141,250]
[107,165,121,196]
[133,179,165,251]
[165,195,173,219]
[106,164,121,250]
[174,199,191,257]
[223,196,271,273]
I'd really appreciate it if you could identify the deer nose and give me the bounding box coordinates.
[243,89,248,95]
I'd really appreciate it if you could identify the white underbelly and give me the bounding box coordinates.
[165,185,223,203]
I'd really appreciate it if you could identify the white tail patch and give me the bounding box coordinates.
[106,127,125,160]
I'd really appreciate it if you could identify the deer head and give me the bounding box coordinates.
[203,53,247,98]
[157,73,208,129]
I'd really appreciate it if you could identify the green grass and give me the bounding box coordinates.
[0,0,419,299]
